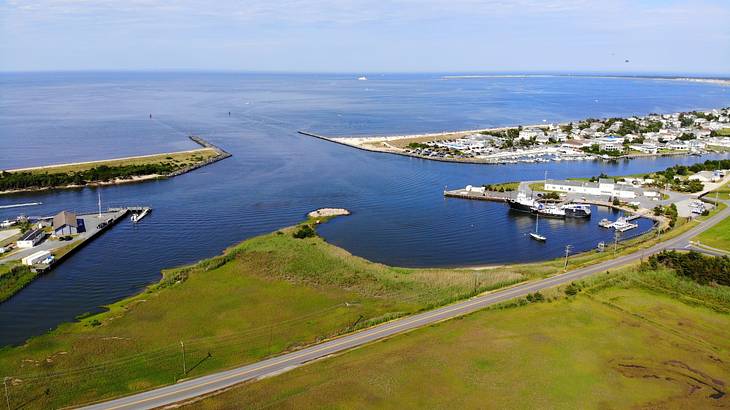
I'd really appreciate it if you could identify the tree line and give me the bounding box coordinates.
[0,163,181,191]
[645,250,730,286]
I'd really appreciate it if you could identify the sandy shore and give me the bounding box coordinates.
[308,208,351,218]
[4,148,214,173]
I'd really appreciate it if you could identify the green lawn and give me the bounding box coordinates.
[695,214,730,251]
[192,269,730,409]
[0,221,525,409]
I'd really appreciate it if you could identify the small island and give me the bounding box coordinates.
[0,136,231,195]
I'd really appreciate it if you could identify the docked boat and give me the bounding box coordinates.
[611,217,638,232]
[130,208,151,223]
[562,203,592,218]
[507,191,539,213]
[533,202,566,218]
[598,218,613,228]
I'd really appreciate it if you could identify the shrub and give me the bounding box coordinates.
[292,225,317,239]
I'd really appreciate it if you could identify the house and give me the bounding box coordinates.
[629,144,658,154]
[688,171,721,183]
[53,211,79,236]
[17,228,45,248]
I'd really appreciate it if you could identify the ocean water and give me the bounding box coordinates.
[0,72,728,346]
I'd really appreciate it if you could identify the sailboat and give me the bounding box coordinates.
[530,214,547,241]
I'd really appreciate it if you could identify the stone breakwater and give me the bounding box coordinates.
[167,136,232,177]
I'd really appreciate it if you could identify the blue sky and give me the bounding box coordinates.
[1,0,729,73]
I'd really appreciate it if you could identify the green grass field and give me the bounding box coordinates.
[192,269,730,409]
[0,221,526,409]
[695,214,730,251]
[0,214,715,409]
[710,181,730,200]
[716,127,730,137]
[9,148,219,174]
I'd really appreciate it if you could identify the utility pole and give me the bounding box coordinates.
[614,230,621,256]
[180,341,187,377]
[4,377,10,410]
[564,245,572,271]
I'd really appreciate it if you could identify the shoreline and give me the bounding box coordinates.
[299,105,729,164]
[442,73,730,86]
[0,136,232,196]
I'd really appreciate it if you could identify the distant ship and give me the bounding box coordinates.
[357,76,368,81]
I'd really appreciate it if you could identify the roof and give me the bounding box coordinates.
[545,179,596,188]
[598,178,615,185]
[53,211,78,230]
[19,228,44,241]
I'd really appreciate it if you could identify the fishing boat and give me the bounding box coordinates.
[130,208,151,223]
[530,214,547,241]
[562,203,592,218]
[507,191,539,213]
[533,202,565,218]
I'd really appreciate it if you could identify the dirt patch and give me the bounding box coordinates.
[614,359,727,404]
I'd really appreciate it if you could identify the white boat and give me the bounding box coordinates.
[611,217,638,232]
[530,214,547,241]
[357,76,368,81]
[131,208,151,223]
[562,203,592,218]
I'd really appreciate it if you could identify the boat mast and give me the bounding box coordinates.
[97,191,102,219]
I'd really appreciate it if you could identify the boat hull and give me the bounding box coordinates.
[507,200,535,213]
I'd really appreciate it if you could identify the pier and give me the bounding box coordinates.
[443,187,513,202]
[1,206,150,273]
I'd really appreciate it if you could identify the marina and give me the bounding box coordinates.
[0,206,150,273]
[1,72,728,347]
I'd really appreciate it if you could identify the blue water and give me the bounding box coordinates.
[0,72,729,346]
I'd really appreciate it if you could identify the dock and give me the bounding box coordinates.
[443,188,513,203]
[1,206,149,273]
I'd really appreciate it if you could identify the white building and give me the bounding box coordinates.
[544,178,655,199]
[17,228,45,249]
[21,250,52,266]
[688,171,722,183]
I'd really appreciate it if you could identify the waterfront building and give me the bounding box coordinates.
[53,211,79,236]
[17,228,45,248]
[544,178,657,200]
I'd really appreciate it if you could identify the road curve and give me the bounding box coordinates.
[81,203,730,410]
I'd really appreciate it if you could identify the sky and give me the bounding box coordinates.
[1,0,729,74]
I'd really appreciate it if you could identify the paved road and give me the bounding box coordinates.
[81,202,730,410]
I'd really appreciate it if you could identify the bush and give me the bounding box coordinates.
[565,283,579,296]
[292,225,317,239]
[646,251,730,286]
